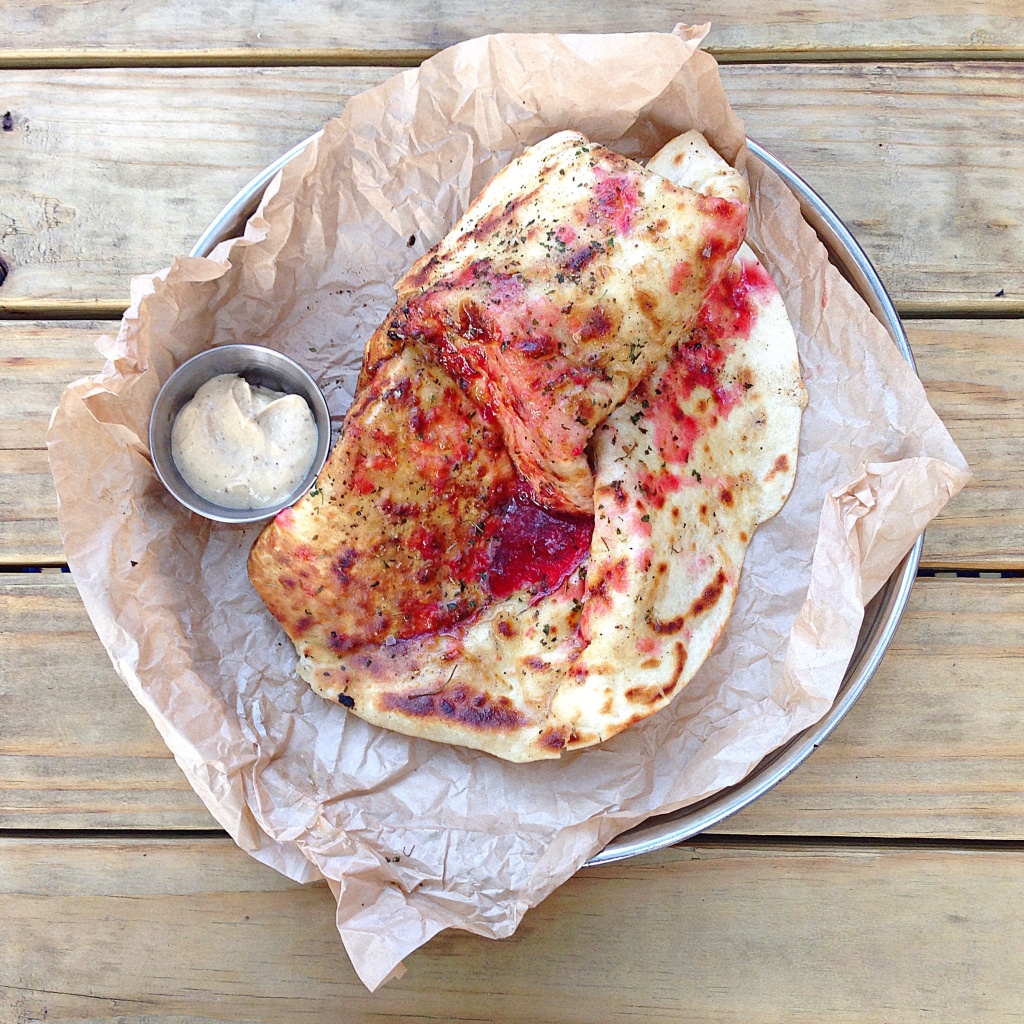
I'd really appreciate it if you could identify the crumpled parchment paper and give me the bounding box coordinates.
[47,26,969,990]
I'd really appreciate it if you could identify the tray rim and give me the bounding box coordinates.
[189,132,923,867]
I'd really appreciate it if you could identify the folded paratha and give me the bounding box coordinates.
[248,130,805,761]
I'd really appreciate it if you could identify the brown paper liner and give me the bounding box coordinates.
[48,27,968,990]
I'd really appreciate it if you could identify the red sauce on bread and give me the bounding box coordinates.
[484,487,593,600]
[647,255,776,465]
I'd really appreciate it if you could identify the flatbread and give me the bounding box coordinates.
[249,131,747,668]
[248,131,804,761]
[357,130,748,514]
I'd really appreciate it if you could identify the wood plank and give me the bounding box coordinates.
[0,322,108,565]
[0,65,1022,313]
[730,61,1024,315]
[0,321,107,451]
[0,572,209,828]
[0,67,392,314]
[717,576,1024,838]
[2,1,1023,63]
[0,449,64,565]
[910,319,1024,569]
[2,574,1023,838]
[0,319,1016,568]
[3,835,1023,1021]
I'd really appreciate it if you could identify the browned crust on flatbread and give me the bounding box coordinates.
[377,685,529,731]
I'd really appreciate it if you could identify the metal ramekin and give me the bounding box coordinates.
[190,133,923,863]
[149,343,331,524]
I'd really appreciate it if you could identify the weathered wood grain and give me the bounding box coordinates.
[0,570,208,827]
[733,61,1024,315]
[0,321,107,450]
[0,67,392,314]
[1,64,1022,313]
[728,575,1024,838]
[0,319,1016,568]
[911,319,1024,569]
[0,449,63,565]
[2,0,1023,63]
[0,321,109,565]
[2,573,1023,838]
[3,835,1023,1022]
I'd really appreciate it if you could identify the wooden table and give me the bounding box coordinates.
[3,4,1023,1020]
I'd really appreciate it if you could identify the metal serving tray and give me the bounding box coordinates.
[191,133,922,867]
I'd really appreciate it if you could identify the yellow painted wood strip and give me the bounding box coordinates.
[2,574,1023,838]
[0,64,1022,312]
[3,835,1023,1021]
[0,319,1015,569]
[0,47,430,70]
[2,1,1023,62]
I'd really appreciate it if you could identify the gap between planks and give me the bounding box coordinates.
[3,45,1024,71]
[3,828,1024,853]
[4,300,1023,322]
